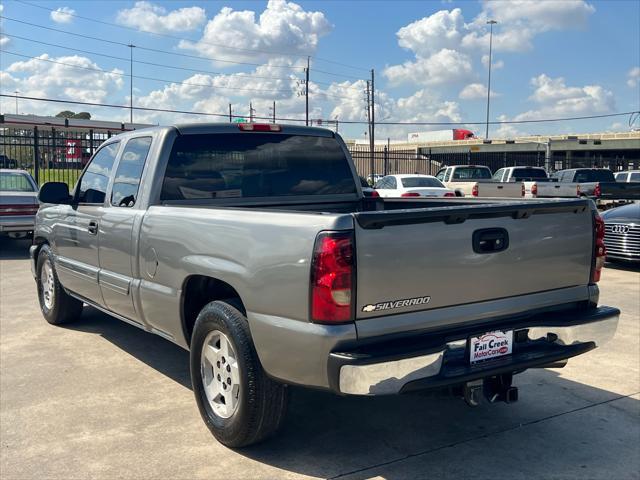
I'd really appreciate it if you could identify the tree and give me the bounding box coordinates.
[55,110,76,118]
[73,112,91,119]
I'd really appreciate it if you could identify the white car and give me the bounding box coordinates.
[374,174,455,198]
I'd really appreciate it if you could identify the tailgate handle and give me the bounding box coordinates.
[473,228,509,254]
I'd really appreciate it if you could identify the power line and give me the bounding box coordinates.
[1,15,367,80]
[2,33,301,83]
[3,94,637,126]
[1,51,296,95]
[12,0,370,72]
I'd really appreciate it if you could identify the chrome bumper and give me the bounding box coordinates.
[334,307,619,395]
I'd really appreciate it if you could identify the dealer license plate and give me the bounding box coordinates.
[469,330,514,364]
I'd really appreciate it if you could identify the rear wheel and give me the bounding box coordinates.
[190,301,289,447]
[36,245,83,325]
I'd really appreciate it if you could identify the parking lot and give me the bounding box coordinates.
[0,235,638,480]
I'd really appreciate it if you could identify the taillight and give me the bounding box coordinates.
[592,214,606,283]
[471,184,479,197]
[310,232,354,323]
[370,190,380,197]
[577,184,581,196]
[531,183,538,197]
[444,192,455,197]
[401,192,421,197]
[521,183,525,197]
[594,183,601,198]
[238,123,282,132]
[0,204,39,216]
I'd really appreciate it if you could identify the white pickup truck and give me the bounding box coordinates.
[435,165,523,198]
[493,166,579,199]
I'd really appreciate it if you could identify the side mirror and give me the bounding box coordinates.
[38,182,71,204]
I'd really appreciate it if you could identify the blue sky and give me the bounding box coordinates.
[1,0,639,140]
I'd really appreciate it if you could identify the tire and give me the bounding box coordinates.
[36,245,83,325]
[190,301,289,448]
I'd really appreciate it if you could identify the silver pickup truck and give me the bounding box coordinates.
[31,123,619,447]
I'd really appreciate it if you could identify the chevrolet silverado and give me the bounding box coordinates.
[31,123,619,447]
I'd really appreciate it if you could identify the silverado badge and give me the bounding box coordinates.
[362,296,431,313]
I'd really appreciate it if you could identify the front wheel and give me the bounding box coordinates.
[36,245,83,325]
[190,301,289,448]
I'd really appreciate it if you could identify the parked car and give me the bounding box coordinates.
[435,165,523,197]
[31,122,619,447]
[601,203,640,263]
[0,154,18,169]
[359,176,377,197]
[493,166,579,199]
[366,173,383,186]
[374,174,454,198]
[0,169,39,238]
[554,168,640,207]
[614,170,640,183]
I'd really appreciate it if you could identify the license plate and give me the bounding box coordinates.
[469,330,513,364]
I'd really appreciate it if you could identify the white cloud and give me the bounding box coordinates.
[116,1,206,33]
[384,49,473,86]
[396,8,465,57]
[627,67,640,88]
[50,6,75,24]
[459,83,498,100]
[1,54,124,115]
[481,54,504,70]
[179,0,332,63]
[504,74,615,122]
[0,4,8,46]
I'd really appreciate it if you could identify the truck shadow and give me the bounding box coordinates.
[65,306,639,480]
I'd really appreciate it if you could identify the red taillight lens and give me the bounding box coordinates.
[592,214,606,283]
[471,184,479,197]
[310,232,354,323]
[0,204,39,216]
[531,183,538,197]
[238,123,282,132]
[444,192,455,197]
[594,183,601,198]
[577,184,581,196]
[370,190,380,197]
[401,192,421,197]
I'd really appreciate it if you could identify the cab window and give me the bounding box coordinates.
[111,137,152,207]
[77,142,119,204]
[493,169,505,181]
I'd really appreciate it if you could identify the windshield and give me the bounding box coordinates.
[0,172,36,192]
[452,167,492,179]
[511,168,547,180]
[574,169,615,183]
[161,133,357,200]
[401,177,445,188]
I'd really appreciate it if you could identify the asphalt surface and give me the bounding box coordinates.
[1,236,639,480]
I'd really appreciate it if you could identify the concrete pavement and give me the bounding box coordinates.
[1,236,638,480]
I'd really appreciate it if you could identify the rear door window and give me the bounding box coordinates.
[161,133,356,200]
[0,172,35,191]
[111,137,152,207]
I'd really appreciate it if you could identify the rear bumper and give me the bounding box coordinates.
[329,306,619,395]
[0,215,35,232]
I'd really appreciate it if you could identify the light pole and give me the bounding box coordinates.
[128,44,135,123]
[485,20,497,139]
[14,90,19,114]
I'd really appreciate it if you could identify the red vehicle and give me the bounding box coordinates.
[407,129,475,142]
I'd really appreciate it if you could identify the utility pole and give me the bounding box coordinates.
[229,104,232,122]
[545,139,552,172]
[485,20,497,139]
[249,102,255,122]
[270,101,276,123]
[371,69,375,172]
[305,56,310,126]
[365,80,373,177]
[128,44,135,124]
[14,90,19,114]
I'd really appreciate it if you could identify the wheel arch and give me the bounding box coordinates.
[181,275,247,348]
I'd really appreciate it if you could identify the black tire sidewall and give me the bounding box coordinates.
[190,301,259,446]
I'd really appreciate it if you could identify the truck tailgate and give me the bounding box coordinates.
[353,200,593,319]
[478,182,522,198]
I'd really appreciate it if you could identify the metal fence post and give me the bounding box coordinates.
[33,126,39,184]
[383,146,388,175]
[89,129,94,157]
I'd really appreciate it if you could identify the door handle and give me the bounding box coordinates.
[473,228,509,254]
[88,220,99,235]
